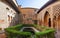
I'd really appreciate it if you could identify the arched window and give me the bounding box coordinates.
[48,18,51,27]
[8,15,10,21]
[44,11,51,27]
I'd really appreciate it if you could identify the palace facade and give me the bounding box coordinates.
[37,0,60,30]
[18,7,38,24]
[0,0,20,30]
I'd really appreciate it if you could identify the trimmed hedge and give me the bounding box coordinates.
[35,29,55,38]
[5,24,55,38]
[5,24,37,38]
[35,29,55,35]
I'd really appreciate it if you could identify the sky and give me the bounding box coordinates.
[16,0,50,9]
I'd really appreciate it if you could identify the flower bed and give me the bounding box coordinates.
[5,24,55,38]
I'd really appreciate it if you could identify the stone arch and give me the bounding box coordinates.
[53,13,60,30]
[53,16,57,29]
[44,11,51,27]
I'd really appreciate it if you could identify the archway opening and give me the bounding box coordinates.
[44,11,51,27]
[48,18,51,27]
[53,16,56,29]
[58,15,60,30]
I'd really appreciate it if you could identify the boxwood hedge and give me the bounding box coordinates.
[5,24,55,38]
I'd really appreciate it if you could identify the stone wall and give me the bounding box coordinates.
[19,7,38,24]
[37,1,60,30]
[0,1,19,30]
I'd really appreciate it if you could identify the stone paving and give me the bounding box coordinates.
[0,33,6,38]
[55,30,60,38]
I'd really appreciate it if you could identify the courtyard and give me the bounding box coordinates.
[0,0,60,38]
[0,30,60,38]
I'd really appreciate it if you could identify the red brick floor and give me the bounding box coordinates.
[0,33,6,38]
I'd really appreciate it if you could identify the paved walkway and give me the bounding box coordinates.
[55,30,60,38]
[0,33,6,38]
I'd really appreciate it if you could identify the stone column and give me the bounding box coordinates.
[56,15,58,31]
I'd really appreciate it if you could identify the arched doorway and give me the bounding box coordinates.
[53,16,57,29]
[58,15,60,30]
[48,18,51,27]
[44,11,51,27]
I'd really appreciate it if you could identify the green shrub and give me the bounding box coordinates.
[5,28,32,38]
[35,29,55,38]
[5,24,55,38]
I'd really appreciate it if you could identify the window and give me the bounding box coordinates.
[11,16,12,20]
[48,18,51,27]
[6,7,9,10]
[8,15,10,21]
